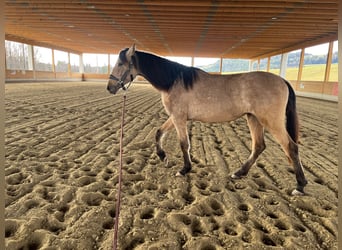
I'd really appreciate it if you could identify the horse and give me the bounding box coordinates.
[107,45,307,196]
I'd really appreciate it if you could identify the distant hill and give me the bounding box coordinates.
[200,51,338,72]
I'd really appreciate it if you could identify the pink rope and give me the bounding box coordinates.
[113,94,126,250]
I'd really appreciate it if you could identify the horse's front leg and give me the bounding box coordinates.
[173,118,192,176]
[177,137,192,176]
[156,117,174,165]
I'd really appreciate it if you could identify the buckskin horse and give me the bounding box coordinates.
[107,45,307,195]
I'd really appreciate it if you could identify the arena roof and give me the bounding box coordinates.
[5,0,338,59]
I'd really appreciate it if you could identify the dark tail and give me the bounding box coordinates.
[284,80,299,143]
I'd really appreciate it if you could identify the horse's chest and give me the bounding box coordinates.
[161,91,193,116]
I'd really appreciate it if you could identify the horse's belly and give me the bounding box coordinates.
[188,105,242,122]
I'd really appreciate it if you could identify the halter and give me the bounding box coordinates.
[109,61,134,91]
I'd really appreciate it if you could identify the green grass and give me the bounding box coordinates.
[271,64,338,81]
[222,64,338,82]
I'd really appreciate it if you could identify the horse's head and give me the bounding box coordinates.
[107,44,138,94]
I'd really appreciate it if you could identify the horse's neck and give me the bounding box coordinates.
[135,52,173,91]
[136,51,155,78]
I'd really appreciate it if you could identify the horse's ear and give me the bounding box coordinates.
[126,44,136,60]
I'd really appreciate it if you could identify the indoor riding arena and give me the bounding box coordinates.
[4,1,339,250]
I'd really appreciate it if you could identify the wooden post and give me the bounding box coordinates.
[108,54,111,74]
[324,41,334,82]
[68,52,71,77]
[28,45,36,79]
[79,54,85,81]
[266,57,270,72]
[52,49,55,73]
[219,57,223,74]
[297,48,304,82]
[248,60,252,71]
[279,53,288,78]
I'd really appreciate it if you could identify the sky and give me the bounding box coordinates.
[166,56,219,67]
[305,41,338,55]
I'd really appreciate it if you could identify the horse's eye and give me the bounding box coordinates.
[118,62,123,67]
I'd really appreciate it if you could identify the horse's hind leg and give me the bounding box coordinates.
[267,120,307,195]
[288,142,307,195]
[232,114,266,179]
[156,117,174,165]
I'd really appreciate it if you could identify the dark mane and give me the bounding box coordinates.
[132,51,199,91]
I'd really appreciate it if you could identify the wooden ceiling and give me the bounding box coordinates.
[5,0,338,59]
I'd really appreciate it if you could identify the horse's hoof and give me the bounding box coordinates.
[231,173,241,179]
[291,189,305,196]
[176,172,184,177]
[164,158,171,168]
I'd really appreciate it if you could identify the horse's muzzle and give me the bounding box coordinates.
[107,80,120,95]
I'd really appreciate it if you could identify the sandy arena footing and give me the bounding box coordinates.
[5,81,338,249]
